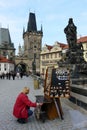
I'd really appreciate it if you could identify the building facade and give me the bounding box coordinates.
[0,55,14,75]
[77,36,87,62]
[40,41,67,78]
[0,28,15,61]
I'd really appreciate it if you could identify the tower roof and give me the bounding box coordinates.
[27,12,37,32]
[0,28,12,45]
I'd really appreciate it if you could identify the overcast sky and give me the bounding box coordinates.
[0,0,87,54]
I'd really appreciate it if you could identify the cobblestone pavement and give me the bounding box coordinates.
[0,76,87,130]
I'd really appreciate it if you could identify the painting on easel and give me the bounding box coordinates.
[51,68,70,98]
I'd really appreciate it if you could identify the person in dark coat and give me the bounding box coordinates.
[12,71,16,80]
[13,87,42,123]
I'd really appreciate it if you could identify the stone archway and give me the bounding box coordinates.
[15,62,29,75]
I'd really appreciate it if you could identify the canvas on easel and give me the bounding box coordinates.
[50,67,70,98]
[44,67,70,98]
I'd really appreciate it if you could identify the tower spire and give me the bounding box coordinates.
[27,12,37,32]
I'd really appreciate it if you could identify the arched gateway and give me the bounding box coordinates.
[15,62,29,76]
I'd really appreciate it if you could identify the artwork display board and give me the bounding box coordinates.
[50,68,70,98]
[44,67,70,98]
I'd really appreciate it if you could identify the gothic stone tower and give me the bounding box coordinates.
[0,28,15,61]
[23,12,43,73]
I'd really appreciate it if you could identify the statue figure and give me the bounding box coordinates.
[64,18,77,49]
[63,18,87,78]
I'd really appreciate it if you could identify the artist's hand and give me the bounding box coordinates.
[37,103,43,106]
[39,103,43,106]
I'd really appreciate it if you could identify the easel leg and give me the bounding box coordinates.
[53,98,64,120]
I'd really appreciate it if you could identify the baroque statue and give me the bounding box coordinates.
[63,18,87,77]
[64,18,77,49]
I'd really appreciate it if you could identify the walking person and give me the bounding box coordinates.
[12,71,16,80]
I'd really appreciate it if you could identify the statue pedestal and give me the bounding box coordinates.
[69,78,87,111]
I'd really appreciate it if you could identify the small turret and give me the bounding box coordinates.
[41,24,43,34]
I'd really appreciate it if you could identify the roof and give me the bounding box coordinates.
[44,36,87,51]
[63,45,68,49]
[46,42,67,50]
[27,12,37,32]
[0,55,14,63]
[26,12,43,35]
[46,45,53,50]
[58,43,67,48]
[0,28,12,45]
[77,36,87,43]
[63,36,87,49]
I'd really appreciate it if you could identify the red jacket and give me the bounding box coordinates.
[13,92,37,119]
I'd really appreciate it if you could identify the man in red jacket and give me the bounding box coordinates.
[13,87,42,124]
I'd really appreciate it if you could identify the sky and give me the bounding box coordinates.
[0,0,87,54]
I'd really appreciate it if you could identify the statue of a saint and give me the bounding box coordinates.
[64,18,77,49]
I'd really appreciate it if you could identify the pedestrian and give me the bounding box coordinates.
[13,87,42,124]
[8,72,11,80]
[20,72,23,79]
[12,71,16,80]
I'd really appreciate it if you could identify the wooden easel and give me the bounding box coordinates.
[43,67,63,120]
[35,67,70,121]
[53,98,64,120]
[43,67,70,120]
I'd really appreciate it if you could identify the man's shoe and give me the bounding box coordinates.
[17,118,27,124]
